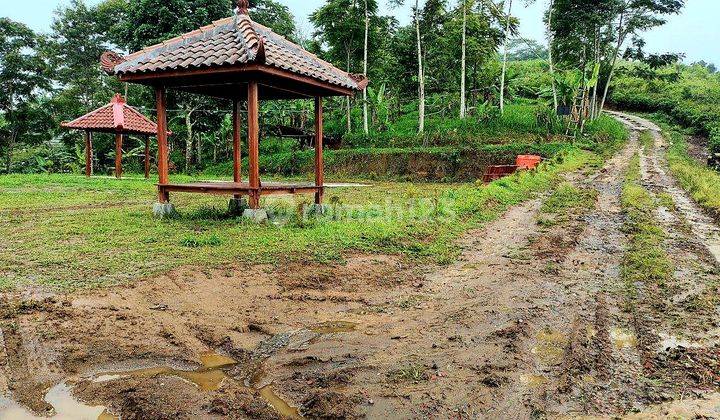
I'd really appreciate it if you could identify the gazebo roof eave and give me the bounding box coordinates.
[117,63,357,99]
[60,125,161,136]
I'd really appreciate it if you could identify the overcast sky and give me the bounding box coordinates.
[2,0,718,65]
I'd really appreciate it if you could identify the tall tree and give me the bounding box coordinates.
[597,0,685,115]
[363,0,370,135]
[415,0,426,133]
[311,0,377,134]
[546,0,558,111]
[459,0,469,118]
[499,0,513,114]
[45,0,120,116]
[0,18,49,172]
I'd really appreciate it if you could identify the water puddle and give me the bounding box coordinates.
[0,382,117,420]
[531,328,567,365]
[259,386,302,419]
[520,374,548,388]
[199,351,237,368]
[658,333,702,352]
[610,327,637,349]
[0,351,302,419]
[626,392,720,419]
[310,321,358,334]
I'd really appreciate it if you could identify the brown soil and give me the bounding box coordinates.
[2,114,720,419]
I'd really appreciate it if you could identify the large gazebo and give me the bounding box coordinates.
[101,0,367,218]
[62,94,161,179]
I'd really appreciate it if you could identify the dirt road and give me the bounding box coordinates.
[2,113,720,419]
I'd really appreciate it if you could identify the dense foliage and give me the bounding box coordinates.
[609,61,720,166]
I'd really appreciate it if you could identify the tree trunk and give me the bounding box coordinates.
[415,0,425,134]
[460,0,467,119]
[547,0,558,111]
[196,134,202,167]
[599,11,626,116]
[346,51,352,133]
[363,0,370,135]
[591,31,600,120]
[500,0,513,114]
[185,109,195,173]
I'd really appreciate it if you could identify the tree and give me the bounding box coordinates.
[415,0,426,132]
[45,0,121,115]
[363,0,370,135]
[0,18,49,172]
[249,0,297,40]
[550,0,686,120]
[460,0,469,118]
[499,0,513,114]
[311,0,380,134]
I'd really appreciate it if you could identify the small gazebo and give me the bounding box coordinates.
[100,0,367,218]
[61,94,162,179]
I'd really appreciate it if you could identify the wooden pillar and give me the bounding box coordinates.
[115,133,123,179]
[232,98,242,198]
[247,82,260,209]
[314,97,324,205]
[144,136,150,179]
[156,86,170,202]
[84,131,92,178]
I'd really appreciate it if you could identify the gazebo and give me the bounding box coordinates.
[61,94,162,179]
[100,0,367,219]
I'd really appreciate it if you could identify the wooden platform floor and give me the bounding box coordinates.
[158,181,322,196]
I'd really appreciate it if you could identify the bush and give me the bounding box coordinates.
[609,62,720,164]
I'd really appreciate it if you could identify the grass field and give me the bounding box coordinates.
[0,147,602,292]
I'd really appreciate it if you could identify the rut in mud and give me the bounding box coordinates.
[2,113,720,419]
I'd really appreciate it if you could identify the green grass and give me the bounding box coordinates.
[639,130,655,149]
[537,182,597,227]
[664,129,720,216]
[620,153,673,308]
[0,147,602,292]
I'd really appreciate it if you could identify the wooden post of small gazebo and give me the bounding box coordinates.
[62,94,163,180]
[102,0,368,220]
[84,131,93,177]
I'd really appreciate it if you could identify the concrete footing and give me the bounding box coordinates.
[228,198,249,216]
[153,202,178,219]
[242,208,269,223]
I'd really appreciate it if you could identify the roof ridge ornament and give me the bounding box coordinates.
[236,0,249,15]
[101,51,126,74]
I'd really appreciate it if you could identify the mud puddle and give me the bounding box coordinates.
[610,327,638,350]
[1,351,302,420]
[0,382,116,420]
[96,351,302,419]
[625,392,720,419]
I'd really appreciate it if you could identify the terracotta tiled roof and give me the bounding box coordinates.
[61,94,159,135]
[103,12,368,92]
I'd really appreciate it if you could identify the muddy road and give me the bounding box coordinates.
[2,113,720,419]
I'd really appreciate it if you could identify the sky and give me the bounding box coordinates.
[2,0,718,66]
